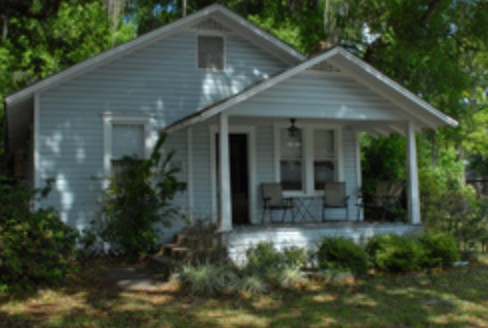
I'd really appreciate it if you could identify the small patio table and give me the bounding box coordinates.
[293,194,322,223]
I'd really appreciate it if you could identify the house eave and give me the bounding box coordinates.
[331,48,459,128]
[166,46,458,133]
[4,4,305,108]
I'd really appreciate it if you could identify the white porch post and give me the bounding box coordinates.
[219,113,232,231]
[406,121,421,224]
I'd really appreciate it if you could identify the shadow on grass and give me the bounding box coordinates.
[0,258,487,327]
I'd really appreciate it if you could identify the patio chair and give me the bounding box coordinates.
[322,182,349,221]
[261,183,295,224]
[361,180,404,221]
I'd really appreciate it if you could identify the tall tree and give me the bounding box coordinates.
[0,0,135,171]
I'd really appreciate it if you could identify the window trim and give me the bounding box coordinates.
[273,122,343,196]
[196,34,226,71]
[102,113,153,183]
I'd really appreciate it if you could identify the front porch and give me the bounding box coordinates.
[223,221,423,264]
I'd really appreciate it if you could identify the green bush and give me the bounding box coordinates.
[366,234,422,273]
[418,232,460,268]
[245,242,284,276]
[282,246,308,269]
[0,178,78,292]
[244,242,308,288]
[317,237,369,276]
[94,132,182,260]
[179,220,229,265]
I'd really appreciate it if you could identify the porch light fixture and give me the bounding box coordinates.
[287,118,301,148]
[288,118,299,137]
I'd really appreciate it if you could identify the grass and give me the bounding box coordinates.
[1,257,487,328]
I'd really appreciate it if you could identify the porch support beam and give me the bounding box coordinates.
[406,121,421,224]
[219,113,232,231]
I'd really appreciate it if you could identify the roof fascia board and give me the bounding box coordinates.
[334,48,458,127]
[333,58,439,130]
[6,4,305,107]
[5,7,217,106]
[166,47,342,133]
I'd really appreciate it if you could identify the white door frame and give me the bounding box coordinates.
[209,124,257,226]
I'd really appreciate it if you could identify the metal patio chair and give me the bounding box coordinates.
[322,181,349,221]
[361,180,404,221]
[261,183,295,224]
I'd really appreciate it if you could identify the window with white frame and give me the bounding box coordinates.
[111,124,145,173]
[313,130,335,190]
[276,125,339,193]
[103,115,151,178]
[198,35,224,70]
[279,128,303,191]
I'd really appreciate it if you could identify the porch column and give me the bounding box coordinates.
[406,121,421,224]
[219,113,232,231]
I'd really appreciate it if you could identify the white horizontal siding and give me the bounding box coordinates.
[190,124,213,220]
[229,71,409,121]
[224,223,424,264]
[38,28,285,229]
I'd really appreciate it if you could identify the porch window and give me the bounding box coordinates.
[313,130,335,190]
[275,124,340,194]
[279,128,303,191]
[198,35,224,70]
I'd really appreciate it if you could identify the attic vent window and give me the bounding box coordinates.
[198,35,224,70]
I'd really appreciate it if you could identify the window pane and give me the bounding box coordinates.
[314,130,335,190]
[280,128,303,191]
[314,160,335,190]
[198,36,224,70]
[112,124,144,159]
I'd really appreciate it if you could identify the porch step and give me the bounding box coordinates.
[164,245,190,260]
[175,234,187,245]
[148,255,179,280]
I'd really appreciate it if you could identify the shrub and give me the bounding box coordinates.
[282,246,308,269]
[245,242,284,276]
[0,178,78,292]
[244,242,308,287]
[95,132,182,260]
[179,220,229,265]
[317,237,369,276]
[418,232,460,268]
[366,234,423,273]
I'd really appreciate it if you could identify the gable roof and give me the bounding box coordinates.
[4,3,305,107]
[165,46,458,133]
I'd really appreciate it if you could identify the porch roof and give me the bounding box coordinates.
[165,46,458,134]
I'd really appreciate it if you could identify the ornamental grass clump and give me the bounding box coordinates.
[178,263,239,296]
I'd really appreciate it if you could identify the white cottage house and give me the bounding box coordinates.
[5,4,457,259]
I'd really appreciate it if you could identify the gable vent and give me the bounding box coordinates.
[311,62,341,73]
[192,18,231,32]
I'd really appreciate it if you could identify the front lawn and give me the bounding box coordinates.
[1,257,487,328]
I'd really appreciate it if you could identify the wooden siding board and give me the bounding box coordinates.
[229,72,408,121]
[37,28,284,229]
[191,124,213,219]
